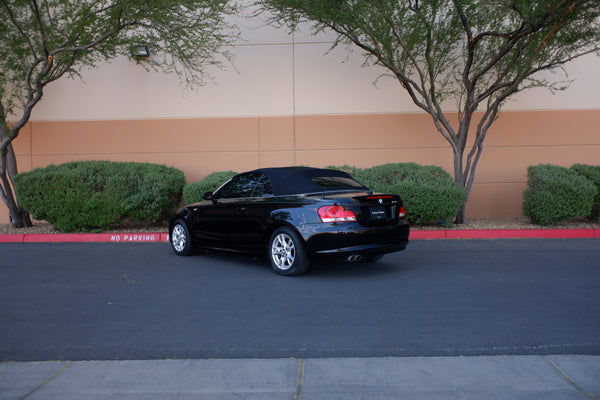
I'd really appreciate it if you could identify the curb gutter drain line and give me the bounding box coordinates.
[295,359,304,400]
[542,356,598,400]
[20,361,73,400]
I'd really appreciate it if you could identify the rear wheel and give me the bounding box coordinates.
[268,227,309,276]
[170,220,192,256]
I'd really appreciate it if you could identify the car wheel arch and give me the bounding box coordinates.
[264,222,304,246]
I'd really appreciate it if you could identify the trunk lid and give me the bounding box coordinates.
[333,193,405,226]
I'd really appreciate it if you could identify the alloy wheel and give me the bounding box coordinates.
[171,223,187,253]
[271,232,295,271]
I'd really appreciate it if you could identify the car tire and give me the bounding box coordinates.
[268,227,309,276]
[170,219,192,256]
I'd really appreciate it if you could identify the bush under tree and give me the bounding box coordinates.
[330,163,466,225]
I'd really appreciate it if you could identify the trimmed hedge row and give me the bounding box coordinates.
[522,164,599,225]
[14,161,185,232]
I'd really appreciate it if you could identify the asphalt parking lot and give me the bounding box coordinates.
[1,238,599,399]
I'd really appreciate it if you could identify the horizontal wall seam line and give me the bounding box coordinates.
[28,144,600,154]
[30,148,447,156]
[294,147,451,151]
[26,108,600,122]
[232,41,335,47]
[484,144,600,149]
[30,151,266,156]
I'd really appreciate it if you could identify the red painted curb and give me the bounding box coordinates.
[0,232,169,243]
[445,228,596,239]
[0,229,597,243]
[0,235,25,243]
[411,228,598,240]
[409,230,447,240]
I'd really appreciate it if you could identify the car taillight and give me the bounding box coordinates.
[399,205,406,218]
[318,205,357,223]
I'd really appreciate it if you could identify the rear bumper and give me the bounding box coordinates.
[298,221,410,258]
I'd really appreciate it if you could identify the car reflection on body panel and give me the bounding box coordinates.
[169,167,410,276]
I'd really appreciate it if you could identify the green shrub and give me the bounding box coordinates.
[390,179,466,225]
[329,163,466,224]
[523,164,597,225]
[14,160,185,232]
[571,164,600,221]
[183,170,238,204]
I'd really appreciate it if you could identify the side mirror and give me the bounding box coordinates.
[202,191,217,204]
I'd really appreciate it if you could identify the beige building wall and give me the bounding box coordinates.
[4,9,600,224]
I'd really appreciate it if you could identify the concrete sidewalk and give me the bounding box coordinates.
[1,356,599,400]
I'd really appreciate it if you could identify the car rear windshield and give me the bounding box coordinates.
[310,176,366,191]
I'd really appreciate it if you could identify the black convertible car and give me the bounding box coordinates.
[169,167,410,275]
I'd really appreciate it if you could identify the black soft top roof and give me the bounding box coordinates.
[245,167,367,196]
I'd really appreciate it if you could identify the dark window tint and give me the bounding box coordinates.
[311,176,366,190]
[251,174,273,197]
[216,172,272,199]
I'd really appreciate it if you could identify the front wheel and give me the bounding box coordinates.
[170,220,192,256]
[268,227,309,276]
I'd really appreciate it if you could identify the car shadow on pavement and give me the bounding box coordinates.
[307,258,410,278]
[178,249,409,278]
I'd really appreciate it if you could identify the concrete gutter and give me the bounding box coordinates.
[1,228,598,243]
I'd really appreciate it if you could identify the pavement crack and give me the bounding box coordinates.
[294,358,304,400]
[542,356,598,400]
[20,361,73,400]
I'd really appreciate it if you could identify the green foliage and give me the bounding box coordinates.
[523,164,597,225]
[14,161,185,232]
[329,163,466,224]
[571,164,600,220]
[183,170,238,204]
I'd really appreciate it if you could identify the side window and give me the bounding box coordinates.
[251,174,273,197]
[217,173,257,199]
[216,172,270,199]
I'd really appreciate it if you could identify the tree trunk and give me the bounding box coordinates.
[452,145,468,224]
[0,143,32,228]
[455,203,466,225]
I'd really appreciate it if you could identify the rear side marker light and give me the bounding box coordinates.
[399,205,406,218]
[318,205,357,223]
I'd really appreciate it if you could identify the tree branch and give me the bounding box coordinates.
[1,0,38,59]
